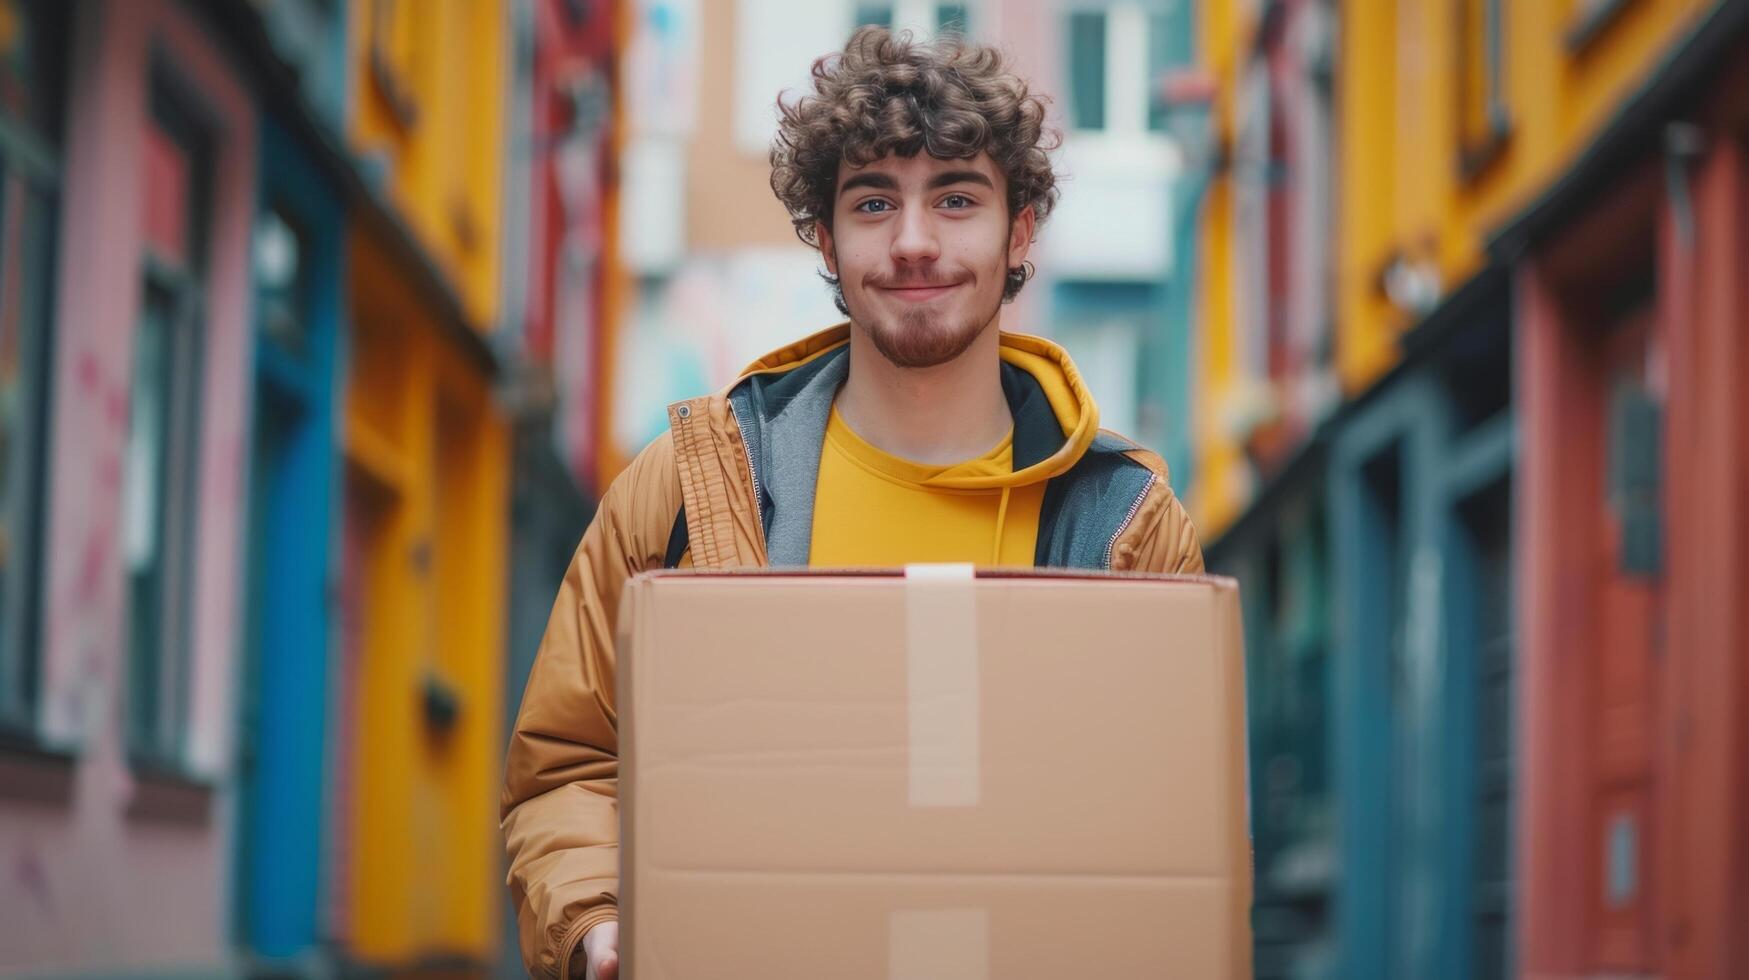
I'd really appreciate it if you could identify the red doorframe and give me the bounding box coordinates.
[1517,164,1663,978]
[1737,119,1749,974]
[1518,89,1749,980]
[1657,117,1748,980]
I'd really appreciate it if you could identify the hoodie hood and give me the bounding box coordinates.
[734,323,1101,492]
[727,322,1111,568]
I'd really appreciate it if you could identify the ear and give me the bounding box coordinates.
[1007,205,1036,270]
[816,220,838,275]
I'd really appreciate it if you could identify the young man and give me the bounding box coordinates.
[502,27,1203,979]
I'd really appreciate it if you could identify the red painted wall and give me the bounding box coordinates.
[1517,60,1749,980]
[530,0,617,492]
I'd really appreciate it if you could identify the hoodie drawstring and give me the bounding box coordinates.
[991,485,1012,565]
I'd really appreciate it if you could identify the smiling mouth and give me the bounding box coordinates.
[878,282,963,301]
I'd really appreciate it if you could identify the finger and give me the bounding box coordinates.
[597,951,620,980]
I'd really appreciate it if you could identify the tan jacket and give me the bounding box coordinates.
[500,327,1202,977]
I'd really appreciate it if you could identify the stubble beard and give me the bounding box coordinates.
[865,302,992,368]
[838,256,1009,370]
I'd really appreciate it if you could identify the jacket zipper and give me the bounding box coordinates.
[1102,472,1157,569]
[729,402,764,513]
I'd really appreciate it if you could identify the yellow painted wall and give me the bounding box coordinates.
[1337,0,1715,394]
[1189,0,1262,536]
[1191,0,1716,536]
[348,0,507,327]
[342,235,511,964]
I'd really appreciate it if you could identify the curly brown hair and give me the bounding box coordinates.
[769,26,1060,307]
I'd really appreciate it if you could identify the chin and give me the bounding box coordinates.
[856,303,996,370]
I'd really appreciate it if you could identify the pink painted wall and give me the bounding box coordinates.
[0,0,257,972]
[978,0,1062,336]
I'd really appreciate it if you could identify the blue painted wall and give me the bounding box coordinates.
[234,116,346,961]
[1327,368,1516,980]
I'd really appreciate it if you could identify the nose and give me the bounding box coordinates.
[889,205,940,265]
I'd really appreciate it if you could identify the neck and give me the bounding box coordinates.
[835,315,1012,466]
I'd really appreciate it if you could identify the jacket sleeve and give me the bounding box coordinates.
[1129,481,1206,575]
[500,434,677,979]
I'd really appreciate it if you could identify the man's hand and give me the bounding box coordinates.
[579,920,619,980]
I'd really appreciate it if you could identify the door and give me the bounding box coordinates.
[329,466,390,950]
[236,383,313,954]
[1589,304,1665,971]
[232,127,344,959]
[1447,470,1515,980]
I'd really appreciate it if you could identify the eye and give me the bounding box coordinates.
[854,198,894,214]
[940,194,974,209]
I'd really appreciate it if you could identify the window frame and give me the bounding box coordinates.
[1063,1,1186,138]
[853,2,895,28]
[1066,8,1109,132]
[122,64,215,772]
[853,3,970,36]
[1456,0,1512,180]
[0,0,70,738]
[936,3,969,34]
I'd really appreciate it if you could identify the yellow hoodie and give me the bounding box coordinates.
[808,334,1098,568]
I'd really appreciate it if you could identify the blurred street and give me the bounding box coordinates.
[2,0,1748,977]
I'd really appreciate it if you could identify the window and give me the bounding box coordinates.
[854,3,894,28]
[1457,0,1510,178]
[124,73,213,768]
[0,0,68,734]
[367,0,422,129]
[1067,11,1107,130]
[1066,2,1190,134]
[854,3,969,35]
[1145,9,1188,132]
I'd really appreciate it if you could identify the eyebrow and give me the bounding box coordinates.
[838,172,900,197]
[837,169,997,198]
[926,170,996,191]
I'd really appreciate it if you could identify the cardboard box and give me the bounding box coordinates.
[618,568,1251,978]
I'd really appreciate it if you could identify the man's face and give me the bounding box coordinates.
[818,151,1034,369]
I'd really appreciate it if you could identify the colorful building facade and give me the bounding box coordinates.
[0,1,609,975]
[1193,1,1749,978]
[0,0,259,973]
[1512,6,1749,976]
[338,0,513,968]
[498,0,622,973]
[233,111,348,969]
[1189,0,1338,538]
[515,0,619,490]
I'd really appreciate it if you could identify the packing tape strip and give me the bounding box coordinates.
[904,563,981,807]
[889,908,989,980]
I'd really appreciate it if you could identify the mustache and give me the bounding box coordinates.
[864,268,967,289]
